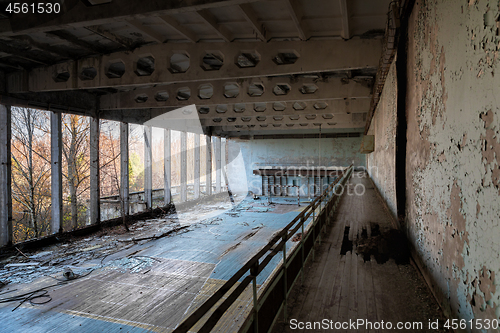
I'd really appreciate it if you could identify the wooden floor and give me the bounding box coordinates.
[0,195,309,332]
[272,173,449,333]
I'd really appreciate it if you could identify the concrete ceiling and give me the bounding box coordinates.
[0,0,392,137]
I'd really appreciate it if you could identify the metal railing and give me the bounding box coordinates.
[173,165,353,333]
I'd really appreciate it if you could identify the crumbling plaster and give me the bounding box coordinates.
[367,57,398,219]
[406,0,500,328]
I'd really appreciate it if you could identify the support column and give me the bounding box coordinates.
[50,112,63,234]
[194,134,200,199]
[144,126,152,209]
[206,135,212,196]
[215,137,221,193]
[164,129,171,205]
[120,123,129,216]
[0,105,12,247]
[221,138,227,192]
[180,131,187,202]
[307,176,311,199]
[90,116,100,225]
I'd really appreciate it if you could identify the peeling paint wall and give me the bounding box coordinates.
[366,57,398,219]
[228,137,365,195]
[406,0,500,328]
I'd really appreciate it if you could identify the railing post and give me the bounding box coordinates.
[282,231,287,322]
[300,216,305,285]
[318,200,322,245]
[251,263,259,333]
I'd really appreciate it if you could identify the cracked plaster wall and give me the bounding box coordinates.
[367,57,398,219]
[405,0,500,329]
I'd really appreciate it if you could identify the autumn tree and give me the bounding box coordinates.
[11,107,52,241]
[99,120,121,197]
[61,114,91,230]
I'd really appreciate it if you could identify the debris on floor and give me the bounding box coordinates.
[356,224,410,264]
[0,195,293,287]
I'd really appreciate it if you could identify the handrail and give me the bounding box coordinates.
[173,165,354,333]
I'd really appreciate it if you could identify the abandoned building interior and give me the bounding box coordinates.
[0,0,499,332]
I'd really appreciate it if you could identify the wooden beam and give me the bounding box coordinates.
[197,10,233,42]
[284,0,309,40]
[158,15,198,43]
[239,4,266,41]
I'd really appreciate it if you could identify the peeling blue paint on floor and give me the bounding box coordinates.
[0,196,311,332]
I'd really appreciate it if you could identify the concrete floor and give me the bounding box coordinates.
[0,195,311,332]
[272,173,450,333]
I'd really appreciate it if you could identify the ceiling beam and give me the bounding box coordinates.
[47,30,106,54]
[0,0,262,37]
[99,78,371,110]
[216,120,366,132]
[339,0,351,39]
[196,9,233,42]
[239,4,266,41]
[191,98,370,119]
[85,26,135,49]
[9,35,71,59]
[284,0,310,40]
[0,90,98,116]
[200,113,359,126]
[158,16,198,43]
[125,20,166,43]
[9,39,381,93]
[0,40,50,66]
[0,61,24,71]
[222,130,363,138]
[98,98,369,125]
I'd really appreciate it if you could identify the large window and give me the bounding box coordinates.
[11,107,51,242]
[62,114,90,230]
